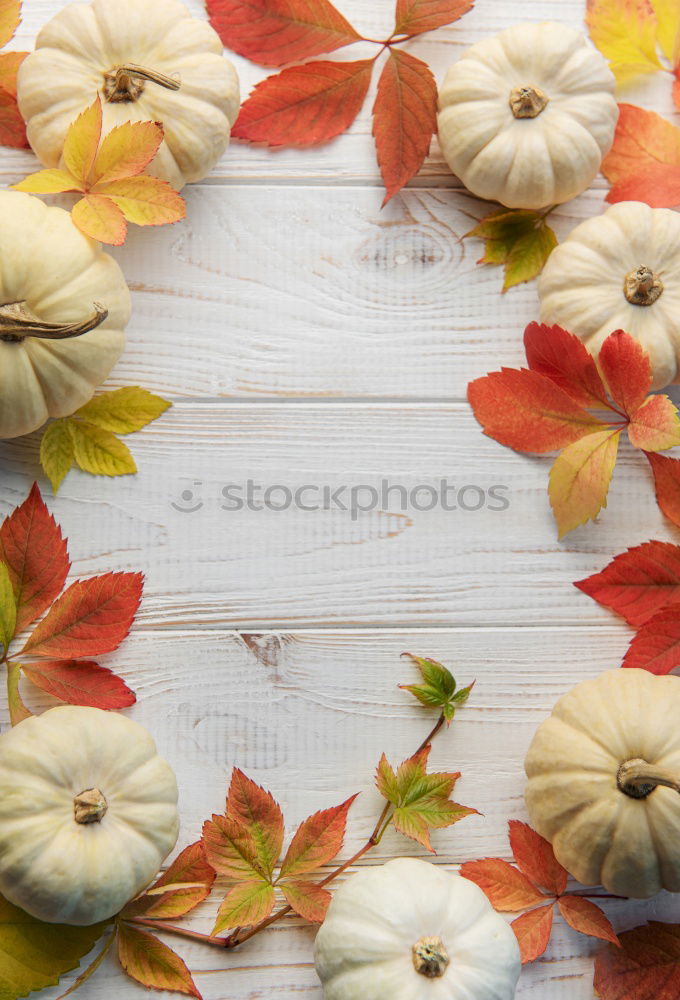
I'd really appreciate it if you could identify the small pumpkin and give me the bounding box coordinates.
[539,201,680,390]
[0,192,131,441]
[437,22,618,209]
[17,0,240,190]
[314,857,521,999]
[525,669,680,899]
[0,706,179,925]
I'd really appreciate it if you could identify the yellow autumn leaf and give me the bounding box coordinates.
[99,176,186,227]
[549,429,621,539]
[0,0,20,49]
[40,420,75,494]
[62,97,102,187]
[653,0,680,64]
[6,662,32,726]
[72,193,127,245]
[92,120,163,186]
[76,387,171,435]
[0,562,16,655]
[12,168,80,194]
[68,420,137,477]
[587,0,663,83]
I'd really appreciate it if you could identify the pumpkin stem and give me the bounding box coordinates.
[617,758,680,799]
[0,301,108,343]
[412,936,450,978]
[74,787,108,824]
[509,85,549,119]
[103,64,181,103]
[624,266,664,306]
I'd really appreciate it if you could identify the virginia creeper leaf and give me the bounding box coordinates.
[459,859,548,911]
[627,394,680,451]
[372,49,437,205]
[62,99,102,185]
[202,814,267,882]
[0,0,20,48]
[40,421,75,494]
[212,881,275,935]
[206,0,361,67]
[123,843,215,921]
[75,388,171,436]
[280,879,331,923]
[399,653,471,723]
[226,769,285,879]
[587,0,663,83]
[645,451,680,529]
[91,121,163,185]
[0,87,27,148]
[67,420,137,477]
[622,603,680,673]
[394,0,474,37]
[508,821,568,897]
[557,896,619,945]
[523,323,610,409]
[465,209,557,291]
[279,795,357,879]
[6,662,31,727]
[0,563,16,655]
[0,50,27,96]
[99,177,186,228]
[0,483,70,633]
[597,329,652,415]
[20,659,136,709]
[575,539,680,626]
[12,169,79,195]
[548,429,621,539]
[593,921,680,999]
[232,59,374,146]
[21,572,144,659]
[602,104,680,207]
[117,924,200,999]
[512,903,554,964]
[72,195,128,246]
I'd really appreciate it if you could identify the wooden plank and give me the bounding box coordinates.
[1,402,666,628]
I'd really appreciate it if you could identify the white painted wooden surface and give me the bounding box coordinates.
[1,0,678,997]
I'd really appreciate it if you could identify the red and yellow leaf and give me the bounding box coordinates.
[460,859,548,912]
[279,795,358,879]
[227,769,285,878]
[232,59,374,147]
[206,0,361,67]
[72,193,128,246]
[280,879,331,922]
[394,0,474,37]
[62,98,102,188]
[508,821,568,897]
[98,176,186,227]
[91,120,163,185]
[0,483,70,633]
[575,539,680,626]
[548,429,621,538]
[511,903,555,964]
[587,0,663,83]
[594,921,680,999]
[0,85,26,147]
[646,451,680,529]
[557,896,619,945]
[21,571,143,659]
[0,50,27,96]
[117,924,200,999]
[20,659,136,709]
[372,49,437,205]
[212,881,276,935]
[468,368,607,454]
[598,330,652,416]
[628,394,680,451]
[7,662,32,726]
[127,842,215,920]
[523,323,610,409]
[202,813,266,882]
[622,603,680,673]
[0,0,20,48]
[602,104,680,207]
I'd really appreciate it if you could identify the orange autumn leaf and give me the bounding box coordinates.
[512,904,554,964]
[13,96,185,245]
[394,0,474,37]
[602,104,680,207]
[557,896,619,946]
[0,0,20,49]
[508,820,568,897]
[0,49,25,96]
[0,0,26,147]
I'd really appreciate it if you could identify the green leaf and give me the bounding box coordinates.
[466,208,558,290]
[0,894,107,1000]
[0,564,16,655]
[40,421,75,494]
[117,924,200,998]
[376,745,477,851]
[400,653,473,724]
[6,663,32,727]
[75,388,171,435]
[67,421,137,478]
[212,881,276,936]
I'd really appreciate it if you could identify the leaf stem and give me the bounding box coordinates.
[129,917,229,949]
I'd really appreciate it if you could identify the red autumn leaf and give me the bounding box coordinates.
[206,0,361,67]
[594,921,680,1000]
[557,896,619,946]
[0,483,70,633]
[523,323,610,409]
[21,571,144,658]
[602,104,680,207]
[124,842,216,920]
[575,540,680,626]
[20,659,136,709]
[508,820,568,896]
[117,924,201,999]
[597,329,652,415]
[227,768,285,879]
[372,49,437,205]
[467,368,607,453]
[646,451,680,529]
[202,813,265,882]
[280,879,332,922]
[232,59,374,146]
[622,603,680,674]
[0,85,26,147]
[628,394,680,452]
[512,903,554,964]
[279,795,358,879]
[394,0,474,37]
[459,859,548,912]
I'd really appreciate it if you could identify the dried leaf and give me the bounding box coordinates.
[645,451,680,529]
[575,540,680,626]
[75,389,171,435]
[279,795,357,879]
[212,881,275,935]
[21,658,136,709]
[226,769,285,880]
[117,924,200,999]
[232,59,374,147]
[280,879,331,923]
[0,563,16,655]
[466,208,557,291]
[21,572,144,659]
[394,0,474,37]
[593,921,680,999]
[40,421,75,494]
[587,0,663,83]
[548,429,621,539]
[459,859,548,911]
[508,821,568,896]
[512,903,554,964]
[602,104,680,207]
[0,483,70,633]
[557,896,619,945]
[206,0,361,67]
[622,603,680,673]
[372,49,437,205]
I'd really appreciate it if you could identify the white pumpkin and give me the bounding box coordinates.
[0,192,131,440]
[525,669,680,899]
[539,201,680,390]
[437,22,618,209]
[315,858,520,1000]
[17,0,240,190]
[0,706,179,925]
